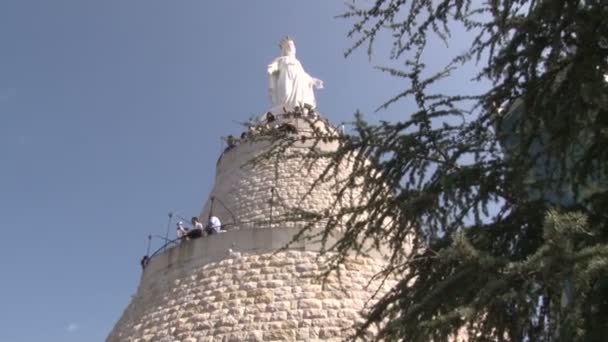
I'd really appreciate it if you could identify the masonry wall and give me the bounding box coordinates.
[107,229,388,342]
[199,115,363,230]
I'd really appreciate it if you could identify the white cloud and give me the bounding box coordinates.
[66,323,78,333]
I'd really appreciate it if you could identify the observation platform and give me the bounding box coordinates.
[142,225,388,287]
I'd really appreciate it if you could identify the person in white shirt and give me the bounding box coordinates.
[206,216,223,235]
[176,221,189,241]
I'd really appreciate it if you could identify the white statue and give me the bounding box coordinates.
[267,37,323,113]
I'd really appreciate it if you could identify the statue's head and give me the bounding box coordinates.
[280,36,296,57]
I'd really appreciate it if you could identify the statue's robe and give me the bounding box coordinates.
[268,55,322,113]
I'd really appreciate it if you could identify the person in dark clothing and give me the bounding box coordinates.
[187,216,204,239]
[140,255,150,269]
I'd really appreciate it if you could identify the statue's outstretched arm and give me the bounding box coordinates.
[268,60,279,104]
[312,77,324,89]
[267,60,279,75]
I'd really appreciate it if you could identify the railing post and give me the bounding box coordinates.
[164,212,173,252]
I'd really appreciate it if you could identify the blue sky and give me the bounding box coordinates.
[0,1,481,341]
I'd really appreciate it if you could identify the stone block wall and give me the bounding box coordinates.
[108,250,387,342]
[199,117,364,230]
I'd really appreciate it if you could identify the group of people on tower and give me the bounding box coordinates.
[176,215,224,242]
[140,215,225,270]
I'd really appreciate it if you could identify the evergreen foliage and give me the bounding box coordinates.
[263,1,608,340]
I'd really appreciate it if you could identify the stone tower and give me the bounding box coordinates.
[108,40,390,342]
[107,112,389,342]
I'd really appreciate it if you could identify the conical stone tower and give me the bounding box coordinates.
[108,112,390,342]
[108,40,390,342]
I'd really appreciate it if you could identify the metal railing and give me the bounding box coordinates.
[141,218,330,269]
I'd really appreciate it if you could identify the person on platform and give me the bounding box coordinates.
[140,255,149,270]
[176,221,189,241]
[188,216,204,239]
[206,215,224,235]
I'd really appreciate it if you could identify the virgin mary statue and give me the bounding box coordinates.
[267,37,323,113]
